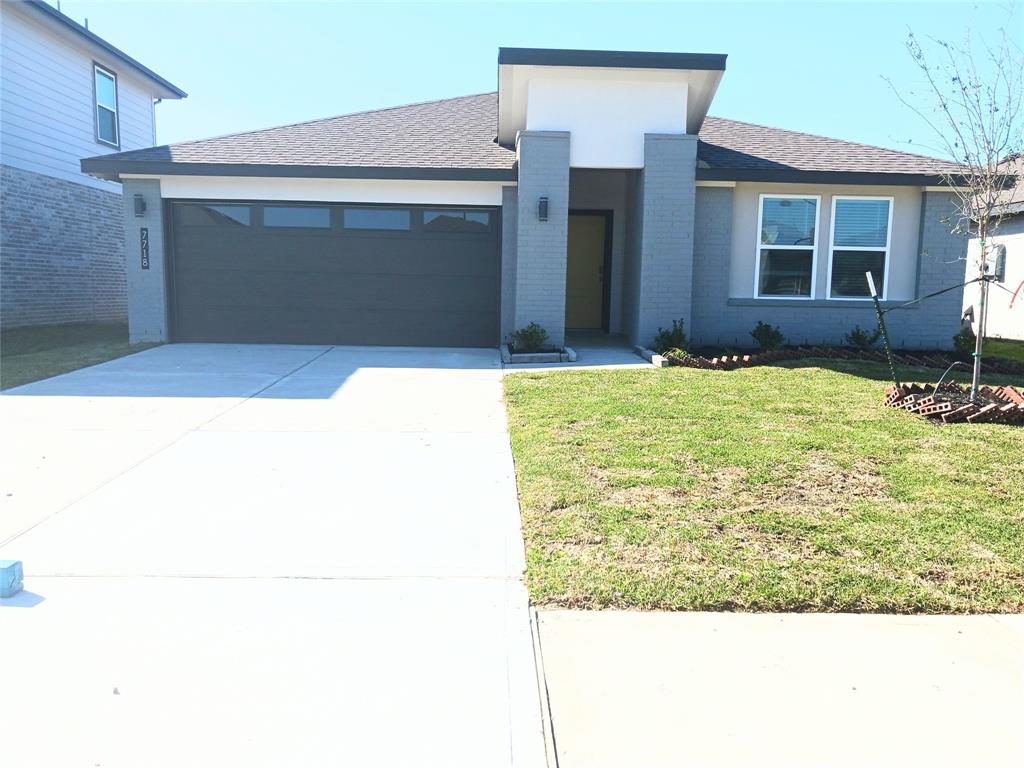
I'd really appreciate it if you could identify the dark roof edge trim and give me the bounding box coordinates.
[25,0,187,98]
[696,167,969,186]
[79,158,518,182]
[498,47,727,71]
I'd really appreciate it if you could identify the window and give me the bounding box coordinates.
[828,197,892,299]
[755,195,819,297]
[94,64,119,147]
[423,210,490,233]
[343,207,410,230]
[264,206,330,228]
[177,204,251,227]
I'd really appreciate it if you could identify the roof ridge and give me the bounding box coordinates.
[152,92,498,151]
[704,114,954,167]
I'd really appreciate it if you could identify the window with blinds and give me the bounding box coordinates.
[828,197,893,299]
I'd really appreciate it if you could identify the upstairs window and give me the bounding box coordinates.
[756,195,819,298]
[828,197,893,299]
[94,64,119,147]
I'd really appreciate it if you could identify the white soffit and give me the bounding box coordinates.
[119,175,510,206]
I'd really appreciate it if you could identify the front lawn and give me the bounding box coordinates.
[985,337,1024,364]
[0,323,156,390]
[504,360,1024,613]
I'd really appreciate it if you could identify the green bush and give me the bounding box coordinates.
[509,322,550,353]
[953,326,976,355]
[750,321,785,351]
[652,319,688,354]
[844,324,882,350]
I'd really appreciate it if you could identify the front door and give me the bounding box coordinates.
[565,213,609,330]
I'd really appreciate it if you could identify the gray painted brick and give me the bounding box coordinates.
[690,187,969,349]
[512,131,571,346]
[1,164,126,328]
[631,134,698,347]
[121,178,168,343]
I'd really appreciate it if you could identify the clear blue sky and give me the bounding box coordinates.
[54,1,1021,157]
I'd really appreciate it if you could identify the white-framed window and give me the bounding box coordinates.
[94,63,119,147]
[754,194,820,298]
[827,196,893,300]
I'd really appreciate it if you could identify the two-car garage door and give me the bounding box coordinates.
[167,201,500,347]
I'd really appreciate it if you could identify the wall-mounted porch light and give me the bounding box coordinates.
[538,197,548,222]
[133,193,147,217]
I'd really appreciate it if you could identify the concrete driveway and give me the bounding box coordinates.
[0,344,547,767]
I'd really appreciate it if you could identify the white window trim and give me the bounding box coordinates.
[826,195,894,301]
[94,63,119,148]
[753,193,821,300]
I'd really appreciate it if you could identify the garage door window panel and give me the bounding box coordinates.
[264,206,331,229]
[423,210,492,233]
[177,204,252,227]
[343,208,411,231]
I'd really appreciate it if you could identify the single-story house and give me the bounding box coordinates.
[82,47,970,350]
[963,155,1023,341]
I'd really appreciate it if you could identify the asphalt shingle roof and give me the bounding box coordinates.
[84,92,963,181]
[697,116,960,176]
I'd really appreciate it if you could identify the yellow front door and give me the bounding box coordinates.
[565,214,606,330]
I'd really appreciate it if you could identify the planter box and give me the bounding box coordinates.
[501,344,578,365]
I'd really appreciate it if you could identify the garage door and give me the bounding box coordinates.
[168,201,500,347]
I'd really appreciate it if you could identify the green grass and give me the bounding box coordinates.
[504,360,1024,614]
[986,337,1024,363]
[0,323,157,390]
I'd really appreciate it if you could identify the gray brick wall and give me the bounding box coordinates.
[121,178,168,343]
[1,164,126,328]
[513,131,571,346]
[631,134,697,347]
[690,187,969,349]
[500,185,518,340]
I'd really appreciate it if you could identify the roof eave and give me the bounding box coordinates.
[25,0,187,99]
[79,158,517,183]
[696,167,967,186]
[498,47,727,71]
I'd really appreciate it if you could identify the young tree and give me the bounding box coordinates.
[886,9,1023,400]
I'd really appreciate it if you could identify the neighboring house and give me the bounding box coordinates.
[82,47,968,350]
[963,156,1024,341]
[0,0,184,328]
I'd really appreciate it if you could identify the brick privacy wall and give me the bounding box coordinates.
[632,134,698,348]
[500,185,518,341]
[121,178,168,343]
[514,131,571,347]
[1,164,126,328]
[690,187,969,349]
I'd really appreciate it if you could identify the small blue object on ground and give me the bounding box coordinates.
[0,560,24,598]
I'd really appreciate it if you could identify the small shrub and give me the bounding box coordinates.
[652,319,688,355]
[509,322,550,353]
[953,326,976,355]
[750,321,785,351]
[844,325,882,350]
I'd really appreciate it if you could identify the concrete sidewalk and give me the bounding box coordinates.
[536,610,1024,768]
[0,344,548,767]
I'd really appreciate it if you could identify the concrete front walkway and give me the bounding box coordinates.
[537,610,1024,768]
[0,344,547,767]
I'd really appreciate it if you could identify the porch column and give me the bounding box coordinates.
[632,133,698,348]
[121,177,169,343]
[514,130,571,347]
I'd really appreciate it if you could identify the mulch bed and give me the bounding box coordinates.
[663,346,1024,377]
[884,383,1024,425]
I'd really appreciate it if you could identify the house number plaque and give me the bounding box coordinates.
[140,228,150,270]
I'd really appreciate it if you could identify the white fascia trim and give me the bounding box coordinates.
[120,175,511,206]
[696,180,736,188]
